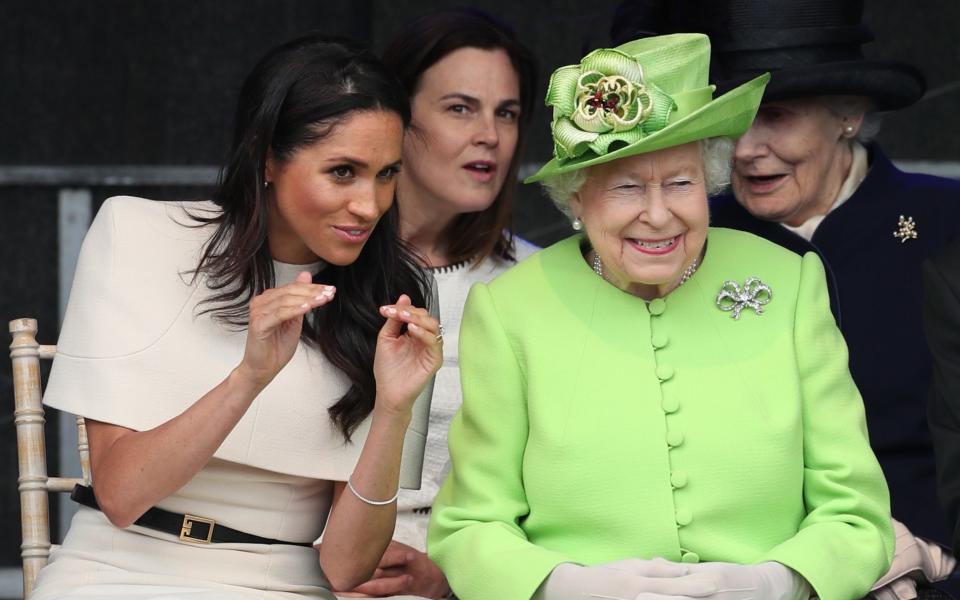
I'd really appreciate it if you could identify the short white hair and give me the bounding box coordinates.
[539,137,734,219]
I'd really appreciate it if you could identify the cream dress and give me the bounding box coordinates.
[32,196,428,600]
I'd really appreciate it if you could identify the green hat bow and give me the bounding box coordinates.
[526,34,770,184]
[547,48,677,160]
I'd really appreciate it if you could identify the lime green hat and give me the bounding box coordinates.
[525,33,769,183]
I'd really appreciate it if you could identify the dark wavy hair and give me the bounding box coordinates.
[192,34,429,441]
[382,9,537,265]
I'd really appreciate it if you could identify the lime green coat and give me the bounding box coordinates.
[428,229,893,600]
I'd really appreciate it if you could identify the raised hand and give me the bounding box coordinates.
[374,294,443,415]
[238,271,335,387]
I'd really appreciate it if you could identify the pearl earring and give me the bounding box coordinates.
[572,218,584,231]
[844,125,854,135]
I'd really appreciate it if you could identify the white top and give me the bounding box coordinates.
[783,141,869,241]
[393,238,540,551]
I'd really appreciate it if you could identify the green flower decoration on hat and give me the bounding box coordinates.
[525,34,770,184]
[547,48,677,160]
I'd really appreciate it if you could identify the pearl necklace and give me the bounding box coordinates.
[591,251,700,289]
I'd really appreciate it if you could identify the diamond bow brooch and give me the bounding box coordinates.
[716,277,772,320]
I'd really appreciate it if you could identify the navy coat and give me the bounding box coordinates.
[923,238,960,552]
[711,144,960,547]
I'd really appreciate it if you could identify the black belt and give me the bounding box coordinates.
[71,484,313,547]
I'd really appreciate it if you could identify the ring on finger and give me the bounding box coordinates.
[434,324,444,342]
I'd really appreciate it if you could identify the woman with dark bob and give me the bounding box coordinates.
[336,11,536,599]
[429,33,893,600]
[29,34,441,600]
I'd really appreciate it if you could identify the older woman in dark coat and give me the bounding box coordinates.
[690,0,960,596]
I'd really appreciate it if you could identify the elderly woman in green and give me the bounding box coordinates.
[427,34,893,600]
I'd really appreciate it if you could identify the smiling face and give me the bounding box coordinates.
[398,47,521,222]
[571,142,709,300]
[265,109,404,266]
[731,97,858,226]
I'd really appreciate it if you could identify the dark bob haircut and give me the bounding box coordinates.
[382,9,538,265]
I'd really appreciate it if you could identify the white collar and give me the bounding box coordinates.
[273,259,325,285]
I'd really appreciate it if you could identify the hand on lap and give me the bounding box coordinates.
[338,540,451,598]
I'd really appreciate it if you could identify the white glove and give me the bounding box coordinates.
[870,518,957,600]
[533,557,717,600]
[682,561,811,600]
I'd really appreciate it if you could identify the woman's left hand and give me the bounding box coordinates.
[683,561,811,600]
[337,540,451,598]
[373,294,443,416]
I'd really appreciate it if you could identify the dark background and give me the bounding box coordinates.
[1,0,957,580]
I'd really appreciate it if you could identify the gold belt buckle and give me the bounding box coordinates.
[179,514,215,543]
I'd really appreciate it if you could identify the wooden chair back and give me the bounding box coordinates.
[9,318,91,598]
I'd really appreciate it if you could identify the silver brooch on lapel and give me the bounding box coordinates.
[716,277,772,320]
[893,215,917,243]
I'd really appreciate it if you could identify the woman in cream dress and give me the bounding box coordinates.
[29,35,440,600]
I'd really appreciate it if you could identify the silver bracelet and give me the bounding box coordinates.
[346,476,399,506]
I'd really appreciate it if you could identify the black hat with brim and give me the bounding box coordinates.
[713,59,925,111]
[703,0,926,111]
